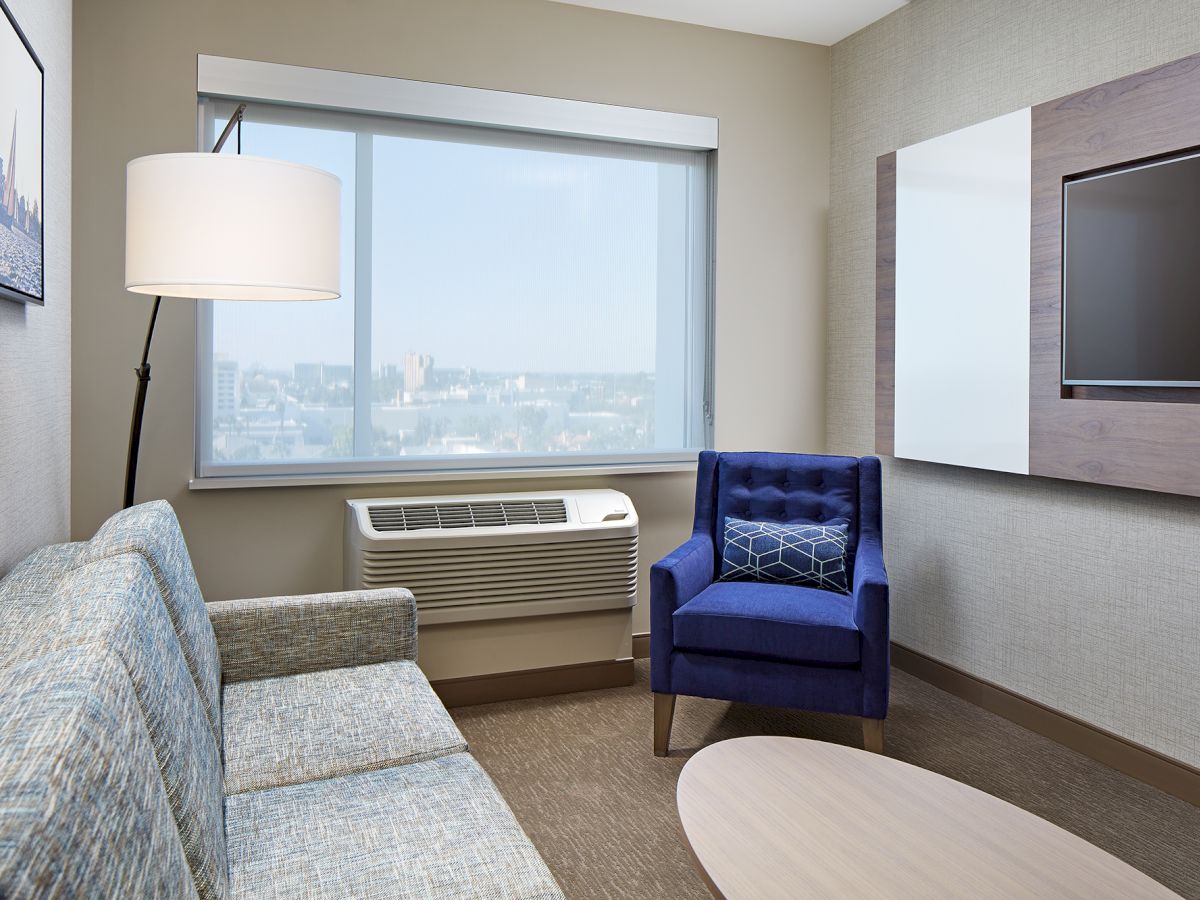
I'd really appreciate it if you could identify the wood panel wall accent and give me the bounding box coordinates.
[1030,52,1200,495]
[875,152,897,456]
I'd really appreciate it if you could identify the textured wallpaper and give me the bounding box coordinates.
[0,0,70,575]
[830,0,1200,766]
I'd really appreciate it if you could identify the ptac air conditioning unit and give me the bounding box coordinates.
[345,489,638,625]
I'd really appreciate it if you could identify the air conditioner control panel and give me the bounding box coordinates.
[574,492,634,524]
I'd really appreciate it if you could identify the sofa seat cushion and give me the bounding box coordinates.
[225,753,563,899]
[673,581,861,665]
[222,659,467,795]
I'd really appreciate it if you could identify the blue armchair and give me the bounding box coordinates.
[650,451,889,755]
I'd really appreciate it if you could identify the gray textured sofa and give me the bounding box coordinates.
[0,500,563,899]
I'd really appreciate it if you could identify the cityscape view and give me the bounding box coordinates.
[203,110,707,466]
[0,112,43,299]
[210,351,657,461]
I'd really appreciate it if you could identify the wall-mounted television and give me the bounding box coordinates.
[1062,149,1200,387]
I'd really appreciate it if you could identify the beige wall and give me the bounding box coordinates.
[71,0,830,641]
[0,0,70,576]
[830,0,1200,766]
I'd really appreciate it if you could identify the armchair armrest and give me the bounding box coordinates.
[208,587,417,684]
[652,534,714,609]
[650,534,714,692]
[852,536,888,633]
[852,536,890,719]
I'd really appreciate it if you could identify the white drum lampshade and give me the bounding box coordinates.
[125,153,341,301]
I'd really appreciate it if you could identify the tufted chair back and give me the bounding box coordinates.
[692,451,862,580]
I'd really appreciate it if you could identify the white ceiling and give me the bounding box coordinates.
[545,0,909,46]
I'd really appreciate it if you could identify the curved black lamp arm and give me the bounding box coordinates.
[122,295,162,508]
[121,104,246,509]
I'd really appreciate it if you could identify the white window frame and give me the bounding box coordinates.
[191,56,717,488]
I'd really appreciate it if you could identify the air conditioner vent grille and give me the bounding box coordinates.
[368,499,568,532]
[358,534,638,610]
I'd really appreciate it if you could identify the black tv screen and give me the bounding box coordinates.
[1063,150,1200,386]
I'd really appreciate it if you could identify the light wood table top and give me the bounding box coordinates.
[676,736,1180,900]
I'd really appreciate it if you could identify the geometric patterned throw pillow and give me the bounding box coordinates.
[719,516,851,593]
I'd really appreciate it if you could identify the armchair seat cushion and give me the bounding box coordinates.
[222,660,467,795]
[672,581,861,666]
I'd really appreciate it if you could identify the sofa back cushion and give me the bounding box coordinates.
[714,453,861,577]
[0,542,85,656]
[0,646,200,899]
[3,554,228,900]
[80,500,223,745]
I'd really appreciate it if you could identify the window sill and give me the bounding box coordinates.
[189,460,699,491]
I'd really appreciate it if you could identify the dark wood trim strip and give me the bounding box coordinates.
[892,642,1200,807]
[491,635,1198,805]
[633,632,650,659]
[431,658,634,708]
[875,152,897,456]
[639,633,1194,802]
[1066,384,1200,405]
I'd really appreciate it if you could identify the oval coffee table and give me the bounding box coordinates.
[676,736,1179,899]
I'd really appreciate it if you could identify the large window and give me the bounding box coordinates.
[197,98,712,479]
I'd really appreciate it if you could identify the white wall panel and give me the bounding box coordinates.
[894,108,1031,474]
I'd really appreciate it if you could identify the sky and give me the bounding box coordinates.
[212,118,702,375]
[0,12,43,210]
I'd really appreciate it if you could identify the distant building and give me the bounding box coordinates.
[1,113,17,226]
[294,362,322,389]
[404,352,434,394]
[213,358,238,418]
[294,362,352,389]
[323,364,353,387]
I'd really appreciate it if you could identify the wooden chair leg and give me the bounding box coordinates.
[862,717,885,754]
[654,693,677,757]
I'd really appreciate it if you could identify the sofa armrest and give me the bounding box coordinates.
[649,534,714,692]
[852,536,890,718]
[208,588,417,684]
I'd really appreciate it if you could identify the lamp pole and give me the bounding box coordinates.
[121,104,247,509]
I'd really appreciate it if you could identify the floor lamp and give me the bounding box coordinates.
[122,106,342,508]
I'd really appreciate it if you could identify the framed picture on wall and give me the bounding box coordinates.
[0,0,43,306]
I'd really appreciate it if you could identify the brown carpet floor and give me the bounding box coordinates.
[450,660,1200,900]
